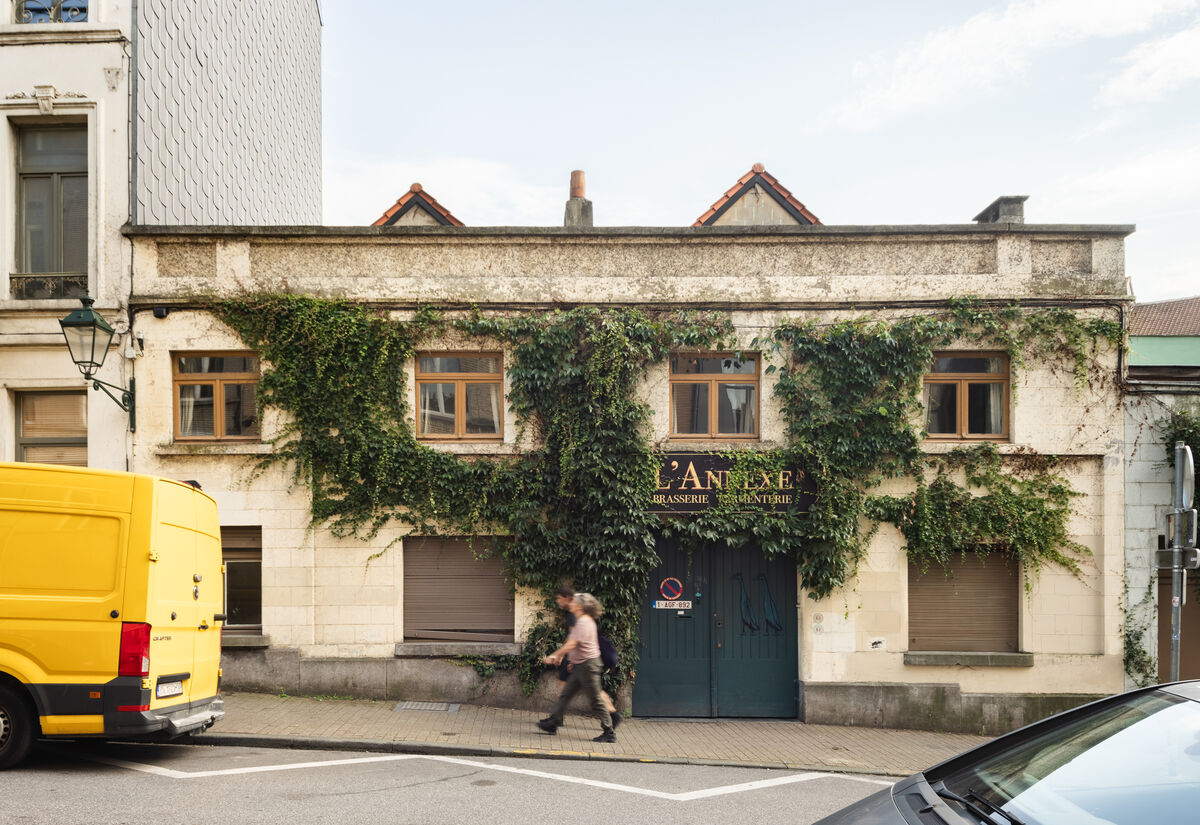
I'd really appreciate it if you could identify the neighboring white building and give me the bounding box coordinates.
[1124,296,1200,686]
[0,0,321,475]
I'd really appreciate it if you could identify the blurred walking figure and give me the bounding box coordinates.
[552,585,620,724]
[537,592,616,742]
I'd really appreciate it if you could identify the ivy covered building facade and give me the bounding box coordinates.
[117,173,1132,734]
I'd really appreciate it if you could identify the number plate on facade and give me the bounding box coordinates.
[652,600,692,609]
[155,680,183,699]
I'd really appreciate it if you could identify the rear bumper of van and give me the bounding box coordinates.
[106,694,226,739]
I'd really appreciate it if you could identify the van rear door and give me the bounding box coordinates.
[144,480,221,710]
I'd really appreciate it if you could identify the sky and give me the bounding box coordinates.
[321,0,1200,303]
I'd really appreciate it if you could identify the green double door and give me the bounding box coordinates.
[633,539,798,718]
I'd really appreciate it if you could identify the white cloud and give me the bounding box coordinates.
[834,0,1197,131]
[324,157,564,226]
[1098,19,1200,106]
[1041,143,1200,217]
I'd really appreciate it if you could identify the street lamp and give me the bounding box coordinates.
[58,295,135,431]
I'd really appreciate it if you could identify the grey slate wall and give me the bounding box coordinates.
[135,0,322,225]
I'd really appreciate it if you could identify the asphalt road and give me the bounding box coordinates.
[2,742,896,825]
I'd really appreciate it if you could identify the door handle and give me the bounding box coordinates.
[198,621,209,630]
[213,613,227,622]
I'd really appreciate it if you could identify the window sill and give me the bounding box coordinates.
[0,23,126,46]
[904,651,1033,667]
[222,633,269,649]
[156,443,272,457]
[395,641,521,658]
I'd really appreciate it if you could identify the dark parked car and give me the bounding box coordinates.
[815,681,1200,825]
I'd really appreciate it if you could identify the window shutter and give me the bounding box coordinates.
[403,537,514,642]
[908,552,1019,652]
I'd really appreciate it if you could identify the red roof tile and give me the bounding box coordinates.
[694,164,821,227]
[1131,295,1200,336]
[372,183,464,227]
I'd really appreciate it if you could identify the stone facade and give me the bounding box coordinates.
[122,220,1132,732]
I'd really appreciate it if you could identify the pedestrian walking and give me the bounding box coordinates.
[537,592,616,742]
[552,585,621,725]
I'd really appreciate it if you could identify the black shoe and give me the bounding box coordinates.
[536,718,558,734]
[610,712,622,730]
[593,729,616,743]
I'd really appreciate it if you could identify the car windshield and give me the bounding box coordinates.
[939,691,1200,825]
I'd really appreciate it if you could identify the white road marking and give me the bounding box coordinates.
[80,750,893,799]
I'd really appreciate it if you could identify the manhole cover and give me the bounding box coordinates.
[393,701,460,712]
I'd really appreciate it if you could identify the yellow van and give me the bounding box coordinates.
[0,463,225,768]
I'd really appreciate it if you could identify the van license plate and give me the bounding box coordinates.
[156,681,183,699]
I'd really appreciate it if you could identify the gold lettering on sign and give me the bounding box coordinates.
[655,466,670,490]
[705,470,724,489]
[680,461,706,490]
[780,470,792,489]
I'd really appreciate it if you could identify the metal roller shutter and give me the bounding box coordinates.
[908,552,1019,652]
[403,537,514,642]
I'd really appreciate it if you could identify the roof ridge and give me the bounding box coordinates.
[694,163,821,227]
[372,183,464,227]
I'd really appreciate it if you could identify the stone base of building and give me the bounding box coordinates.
[220,647,631,713]
[801,681,1104,736]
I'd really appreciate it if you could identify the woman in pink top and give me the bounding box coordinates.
[537,593,616,742]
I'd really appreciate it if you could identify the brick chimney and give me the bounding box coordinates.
[973,195,1028,224]
[564,170,593,228]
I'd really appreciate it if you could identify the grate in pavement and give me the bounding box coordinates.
[393,701,460,712]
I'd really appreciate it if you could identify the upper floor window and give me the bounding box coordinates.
[15,1,88,23]
[669,353,758,439]
[416,353,503,440]
[12,125,88,299]
[173,353,260,441]
[923,353,1009,440]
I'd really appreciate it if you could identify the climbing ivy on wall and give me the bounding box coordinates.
[217,295,1122,694]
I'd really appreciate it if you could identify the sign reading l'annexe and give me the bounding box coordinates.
[649,452,816,514]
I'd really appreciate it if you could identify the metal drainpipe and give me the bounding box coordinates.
[129,0,138,225]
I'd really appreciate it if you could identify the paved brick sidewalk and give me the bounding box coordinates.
[199,691,990,777]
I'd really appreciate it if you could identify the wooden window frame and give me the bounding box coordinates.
[172,351,261,442]
[15,390,87,465]
[668,351,760,441]
[923,351,1010,442]
[221,526,262,634]
[414,351,504,442]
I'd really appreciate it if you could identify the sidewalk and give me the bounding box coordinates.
[199,691,991,777]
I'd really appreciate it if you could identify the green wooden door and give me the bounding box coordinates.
[634,539,798,718]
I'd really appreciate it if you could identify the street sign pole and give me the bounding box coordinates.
[1170,442,1196,682]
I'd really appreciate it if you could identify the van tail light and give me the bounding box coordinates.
[118,622,151,677]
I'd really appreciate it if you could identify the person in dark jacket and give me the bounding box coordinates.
[553,585,619,725]
[538,592,616,742]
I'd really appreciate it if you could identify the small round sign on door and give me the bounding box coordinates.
[659,577,683,600]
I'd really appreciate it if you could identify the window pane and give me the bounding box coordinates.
[22,444,88,466]
[60,174,87,272]
[223,383,259,437]
[177,355,259,374]
[226,560,262,626]
[20,127,87,171]
[671,355,756,375]
[717,384,756,434]
[924,383,958,434]
[463,383,501,435]
[671,383,709,434]
[21,176,53,272]
[16,1,88,23]
[21,393,86,438]
[419,382,456,434]
[178,384,215,436]
[967,382,1005,435]
[419,355,500,374]
[933,356,1005,374]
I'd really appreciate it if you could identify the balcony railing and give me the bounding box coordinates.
[9,273,87,300]
[15,1,87,23]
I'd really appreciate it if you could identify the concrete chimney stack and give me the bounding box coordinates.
[564,170,593,228]
[973,195,1028,224]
